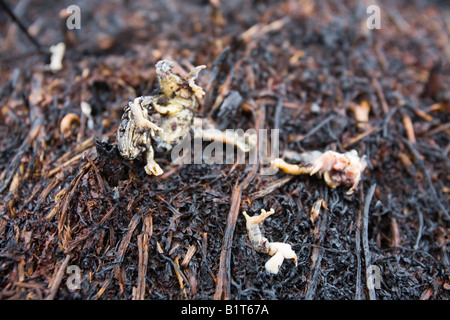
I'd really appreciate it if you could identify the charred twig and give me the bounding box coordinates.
[213,181,247,300]
[401,112,416,144]
[390,217,401,249]
[13,281,44,300]
[214,103,261,300]
[134,215,153,300]
[181,244,197,268]
[98,204,119,225]
[382,107,400,138]
[363,184,376,300]
[425,121,450,137]
[93,275,113,300]
[342,126,380,149]
[240,17,289,43]
[371,77,389,114]
[0,74,44,194]
[355,188,363,300]
[305,205,328,300]
[46,137,96,178]
[404,139,449,221]
[54,163,91,234]
[249,176,293,200]
[173,257,189,299]
[85,155,106,194]
[134,233,149,300]
[155,194,183,234]
[0,0,48,54]
[115,213,141,264]
[160,253,191,291]
[414,207,424,250]
[292,114,337,143]
[45,254,71,300]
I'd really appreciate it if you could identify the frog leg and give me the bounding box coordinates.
[323,170,338,188]
[202,128,253,152]
[192,118,257,152]
[130,98,163,133]
[345,171,361,195]
[242,208,274,254]
[153,99,185,115]
[271,158,313,175]
[186,65,206,99]
[144,144,163,176]
[242,208,275,226]
[265,242,298,274]
[272,157,338,188]
[242,208,297,274]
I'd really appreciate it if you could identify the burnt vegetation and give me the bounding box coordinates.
[0,0,449,300]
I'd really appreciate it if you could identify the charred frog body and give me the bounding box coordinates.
[117,59,257,176]
[117,60,206,176]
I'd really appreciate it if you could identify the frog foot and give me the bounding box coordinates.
[187,65,207,99]
[145,161,164,176]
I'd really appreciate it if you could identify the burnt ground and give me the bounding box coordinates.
[0,0,449,300]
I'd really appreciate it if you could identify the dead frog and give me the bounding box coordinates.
[272,149,367,195]
[117,59,256,175]
[242,208,298,274]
